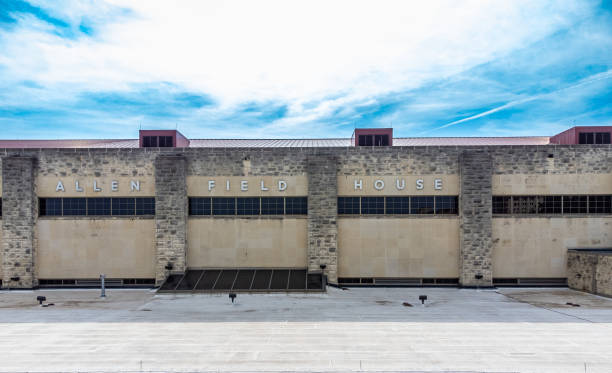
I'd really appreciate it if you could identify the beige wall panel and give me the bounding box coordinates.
[492,174,612,195]
[37,219,155,278]
[187,176,307,196]
[492,217,612,278]
[338,218,460,278]
[187,218,308,267]
[338,175,459,196]
[37,177,155,197]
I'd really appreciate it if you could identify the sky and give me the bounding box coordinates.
[0,0,611,139]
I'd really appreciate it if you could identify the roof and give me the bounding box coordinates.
[0,136,551,149]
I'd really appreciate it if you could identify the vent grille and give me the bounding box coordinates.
[38,278,155,288]
[338,277,459,287]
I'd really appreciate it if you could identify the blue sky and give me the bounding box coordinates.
[0,0,610,139]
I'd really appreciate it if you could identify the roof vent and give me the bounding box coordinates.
[352,128,393,147]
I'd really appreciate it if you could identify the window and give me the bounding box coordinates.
[237,197,260,215]
[564,195,587,214]
[212,197,235,215]
[492,196,510,214]
[112,198,135,215]
[62,198,86,215]
[579,132,611,144]
[40,198,62,216]
[0,198,2,217]
[158,136,173,147]
[87,198,111,215]
[511,196,539,214]
[385,197,410,214]
[538,196,562,214]
[361,197,384,214]
[338,197,360,214]
[142,136,157,147]
[285,197,308,215]
[589,196,611,214]
[358,134,389,146]
[411,196,434,214]
[136,197,155,215]
[261,197,284,215]
[189,197,211,215]
[435,196,458,214]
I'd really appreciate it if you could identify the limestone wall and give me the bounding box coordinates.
[567,250,612,297]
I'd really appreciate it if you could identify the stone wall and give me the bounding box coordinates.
[2,156,36,288]
[307,153,338,283]
[567,250,612,297]
[459,150,493,287]
[154,155,187,285]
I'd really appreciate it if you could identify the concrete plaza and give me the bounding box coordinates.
[0,287,611,372]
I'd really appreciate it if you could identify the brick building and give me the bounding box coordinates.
[0,126,611,290]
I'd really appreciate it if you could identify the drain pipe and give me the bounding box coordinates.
[100,274,106,298]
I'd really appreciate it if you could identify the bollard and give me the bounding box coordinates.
[100,274,106,298]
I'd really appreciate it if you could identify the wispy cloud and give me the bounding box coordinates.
[0,0,610,138]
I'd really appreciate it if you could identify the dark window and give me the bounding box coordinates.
[358,135,373,146]
[374,134,389,146]
[0,198,2,217]
[589,195,611,214]
[87,198,111,215]
[62,198,86,215]
[492,196,510,214]
[237,197,260,215]
[261,197,284,215]
[142,136,157,147]
[511,196,539,214]
[595,132,611,144]
[111,198,135,215]
[564,195,588,214]
[385,197,410,214]
[158,136,174,147]
[189,197,211,215]
[361,197,384,214]
[212,197,235,215]
[136,197,155,215]
[39,198,62,216]
[579,132,594,144]
[538,196,562,214]
[338,197,360,214]
[435,196,458,214]
[411,196,434,214]
[285,197,308,215]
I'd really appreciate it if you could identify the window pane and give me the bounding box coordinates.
[40,198,62,216]
[588,195,611,214]
[189,197,211,215]
[595,132,611,144]
[435,196,458,214]
[411,196,434,214]
[361,197,384,214]
[385,197,409,214]
[159,136,173,147]
[358,135,367,146]
[285,197,307,215]
[87,198,111,215]
[492,196,510,214]
[112,198,135,215]
[237,197,260,215]
[261,197,284,215]
[136,197,155,215]
[564,195,587,213]
[143,136,157,147]
[212,197,235,215]
[512,196,539,214]
[63,198,86,216]
[538,196,562,214]
[338,197,360,214]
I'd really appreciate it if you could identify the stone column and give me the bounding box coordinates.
[154,154,187,285]
[459,150,493,287]
[2,156,37,289]
[307,154,338,284]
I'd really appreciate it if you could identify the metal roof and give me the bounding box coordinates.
[0,136,551,149]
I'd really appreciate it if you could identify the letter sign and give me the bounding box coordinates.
[374,179,385,190]
[260,180,269,191]
[208,180,215,191]
[241,181,248,191]
[434,179,443,190]
[131,180,140,192]
[354,179,363,190]
[278,180,287,191]
[111,180,118,191]
[416,179,424,190]
[56,181,65,192]
[396,179,405,190]
[75,180,83,192]
[93,181,101,192]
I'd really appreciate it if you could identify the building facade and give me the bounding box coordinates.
[1,127,611,290]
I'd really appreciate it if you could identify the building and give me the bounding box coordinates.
[0,126,611,291]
